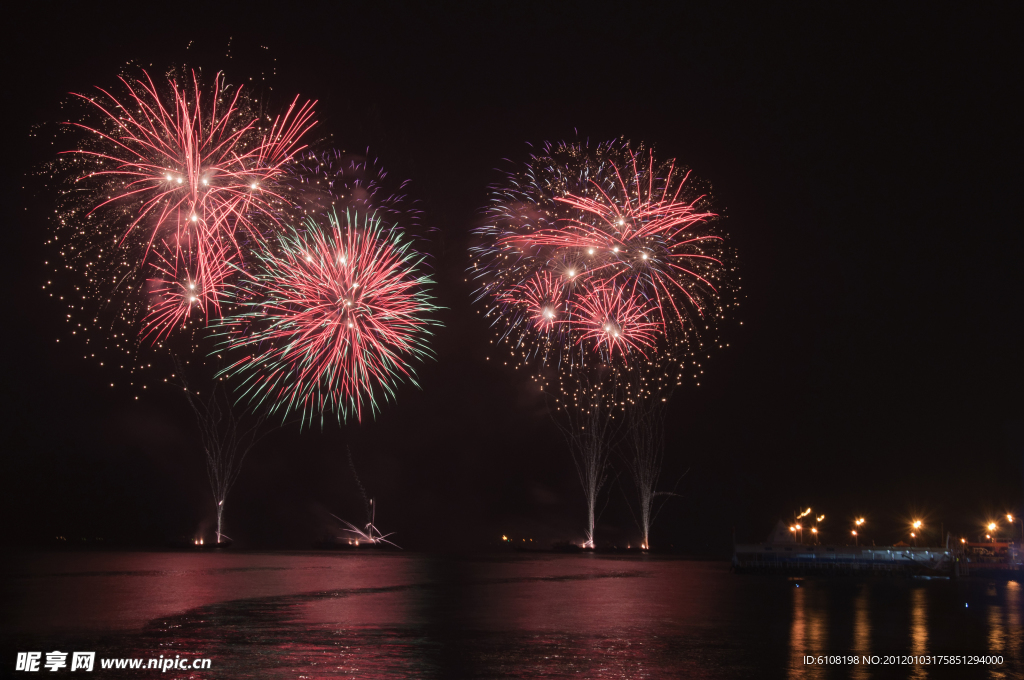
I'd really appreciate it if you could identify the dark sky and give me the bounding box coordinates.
[3,3,1021,553]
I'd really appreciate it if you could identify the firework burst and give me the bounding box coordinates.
[216,210,440,425]
[52,67,317,354]
[471,139,734,396]
[141,230,237,340]
[572,284,659,362]
[496,271,567,332]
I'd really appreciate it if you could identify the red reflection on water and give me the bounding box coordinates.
[1,552,412,635]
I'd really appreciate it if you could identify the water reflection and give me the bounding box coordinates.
[910,586,928,680]
[789,582,827,679]
[1006,581,1022,656]
[850,586,871,680]
[789,585,807,679]
[3,554,1023,678]
[988,580,1022,680]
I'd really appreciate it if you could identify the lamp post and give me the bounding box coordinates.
[1008,514,1022,543]
[911,520,923,547]
[793,508,812,545]
[987,522,998,544]
[853,518,865,546]
[852,530,858,546]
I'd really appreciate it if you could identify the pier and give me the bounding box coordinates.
[733,543,954,575]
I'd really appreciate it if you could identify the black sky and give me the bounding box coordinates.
[3,3,1021,553]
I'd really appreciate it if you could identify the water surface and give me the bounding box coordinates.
[2,552,1020,678]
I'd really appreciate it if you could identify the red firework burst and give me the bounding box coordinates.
[64,69,317,338]
[218,212,439,424]
[571,284,659,362]
[558,152,721,319]
[497,271,567,331]
[496,148,723,332]
[142,227,236,341]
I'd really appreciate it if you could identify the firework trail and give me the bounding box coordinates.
[53,67,316,348]
[331,510,401,548]
[178,366,266,546]
[552,370,623,549]
[216,210,440,426]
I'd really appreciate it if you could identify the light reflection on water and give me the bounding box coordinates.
[910,587,928,680]
[1,553,1021,678]
[850,587,870,680]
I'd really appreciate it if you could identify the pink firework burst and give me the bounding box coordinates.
[63,68,317,339]
[142,226,236,341]
[497,271,567,331]
[572,284,659,362]
[557,151,721,320]
[217,211,440,425]
[497,148,723,333]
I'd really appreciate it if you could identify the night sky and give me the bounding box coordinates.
[4,4,1021,553]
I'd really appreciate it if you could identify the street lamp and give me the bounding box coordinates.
[852,530,858,546]
[853,518,865,546]
[793,508,811,544]
[813,515,825,544]
[911,520,923,547]
[987,522,998,543]
[909,520,923,547]
[1008,514,1022,543]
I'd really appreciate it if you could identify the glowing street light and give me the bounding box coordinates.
[793,508,811,544]
[813,515,825,545]
[1008,514,1023,542]
[851,518,865,546]
[851,530,858,546]
[911,520,923,547]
